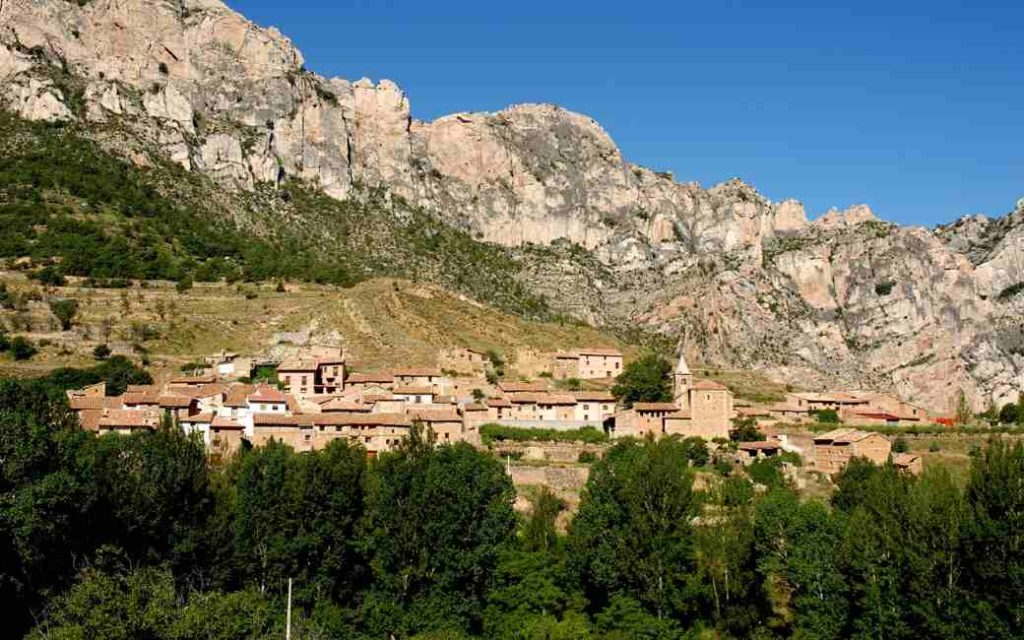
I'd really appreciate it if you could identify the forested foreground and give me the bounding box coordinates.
[1,377,1022,639]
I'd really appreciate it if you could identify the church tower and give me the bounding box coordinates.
[673,351,694,411]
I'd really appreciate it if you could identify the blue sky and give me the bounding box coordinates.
[229,0,1022,226]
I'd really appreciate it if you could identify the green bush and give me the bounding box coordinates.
[480,424,608,445]
[49,298,79,330]
[92,344,111,360]
[874,280,895,296]
[577,451,599,463]
[10,336,37,360]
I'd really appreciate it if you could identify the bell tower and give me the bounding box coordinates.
[673,350,693,411]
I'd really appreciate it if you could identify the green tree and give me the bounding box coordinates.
[49,298,79,330]
[961,439,1024,637]
[92,343,112,360]
[363,427,516,635]
[232,439,369,604]
[954,389,973,426]
[611,353,672,409]
[729,416,765,442]
[568,437,699,622]
[754,489,849,638]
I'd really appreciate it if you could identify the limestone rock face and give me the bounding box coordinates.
[2,0,1023,410]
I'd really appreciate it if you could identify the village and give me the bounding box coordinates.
[65,337,934,478]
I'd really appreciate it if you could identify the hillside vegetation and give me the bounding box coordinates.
[0,114,549,317]
[0,273,629,379]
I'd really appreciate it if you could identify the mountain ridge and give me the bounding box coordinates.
[2,0,1023,412]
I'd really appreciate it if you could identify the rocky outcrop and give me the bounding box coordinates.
[1,0,1022,412]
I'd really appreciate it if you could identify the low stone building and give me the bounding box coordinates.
[812,428,892,474]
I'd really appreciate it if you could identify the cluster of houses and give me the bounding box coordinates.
[739,390,934,427]
[65,345,632,456]
[64,342,930,475]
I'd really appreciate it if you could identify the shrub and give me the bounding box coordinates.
[729,416,764,442]
[929,441,941,453]
[49,298,79,330]
[811,408,840,424]
[33,266,66,286]
[175,276,193,293]
[874,280,895,296]
[10,336,37,360]
[92,344,111,360]
[480,424,608,445]
[578,451,599,463]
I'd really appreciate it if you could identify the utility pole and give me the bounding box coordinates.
[285,578,292,640]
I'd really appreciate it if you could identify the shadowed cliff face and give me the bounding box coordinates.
[2,0,1023,412]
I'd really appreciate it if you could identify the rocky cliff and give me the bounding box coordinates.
[2,0,1022,412]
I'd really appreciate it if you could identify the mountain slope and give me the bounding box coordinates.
[1,0,1022,411]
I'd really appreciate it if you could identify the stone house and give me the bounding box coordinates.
[812,428,892,474]
[892,452,923,475]
[277,358,318,397]
[437,347,489,375]
[573,391,616,423]
[393,384,433,405]
[392,368,444,388]
[577,348,624,379]
[345,372,396,390]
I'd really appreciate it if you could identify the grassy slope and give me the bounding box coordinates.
[0,273,629,379]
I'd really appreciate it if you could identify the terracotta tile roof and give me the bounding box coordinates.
[78,409,102,431]
[319,398,371,412]
[509,392,542,404]
[665,409,693,420]
[252,413,304,427]
[169,374,216,385]
[553,352,579,360]
[576,347,623,356]
[409,408,461,423]
[211,416,244,430]
[573,391,615,402]
[277,358,318,372]
[486,398,512,408]
[98,409,155,429]
[248,385,289,404]
[123,390,160,405]
[363,393,397,404]
[224,384,256,407]
[319,413,412,427]
[463,403,488,411]
[346,372,395,384]
[633,402,679,412]
[536,393,577,406]
[158,394,195,409]
[393,385,433,395]
[433,395,457,405]
[69,395,106,410]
